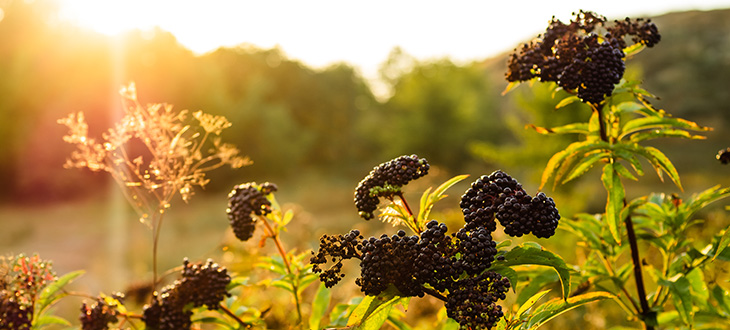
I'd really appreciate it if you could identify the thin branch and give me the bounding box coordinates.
[395,192,420,233]
[219,303,251,328]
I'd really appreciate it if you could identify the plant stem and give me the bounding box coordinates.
[596,100,654,329]
[219,303,251,328]
[259,215,302,323]
[624,208,654,330]
[396,192,420,233]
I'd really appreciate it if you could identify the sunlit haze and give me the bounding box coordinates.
[54,0,730,85]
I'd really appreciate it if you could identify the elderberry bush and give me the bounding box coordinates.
[506,10,661,104]
[312,155,561,329]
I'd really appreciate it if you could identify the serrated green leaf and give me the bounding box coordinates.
[526,292,614,329]
[617,144,683,191]
[495,243,571,299]
[613,149,644,177]
[561,151,608,184]
[540,140,611,190]
[613,162,638,181]
[555,96,580,109]
[516,270,560,306]
[601,163,625,245]
[309,283,331,330]
[619,116,709,141]
[517,290,552,317]
[628,129,706,143]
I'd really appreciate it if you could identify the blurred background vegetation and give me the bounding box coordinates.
[2,1,730,328]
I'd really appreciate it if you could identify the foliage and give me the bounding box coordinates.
[504,10,730,330]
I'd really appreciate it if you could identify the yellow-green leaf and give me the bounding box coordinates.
[601,163,625,245]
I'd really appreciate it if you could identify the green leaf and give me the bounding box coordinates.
[496,243,572,299]
[541,140,611,190]
[517,290,551,317]
[256,256,288,275]
[613,162,638,181]
[502,81,521,95]
[555,96,580,109]
[617,144,683,191]
[32,315,71,329]
[601,163,625,245]
[526,122,589,135]
[624,43,646,57]
[613,101,645,114]
[716,228,730,261]
[348,287,404,329]
[226,276,249,291]
[687,268,709,302]
[619,116,709,140]
[496,239,512,250]
[515,270,559,306]
[526,292,614,329]
[309,283,331,330]
[35,270,84,318]
[561,151,608,184]
[417,175,469,226]
[628,129,706,143]
[660,274,694,325]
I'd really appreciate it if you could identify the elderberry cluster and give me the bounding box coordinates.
[446,271,511,330]
[506,10,661,104]
[227,182,278,241]
[0,292,31,330]
[313,155,562,329]
[354,154,429,220]
[143,259,231,330]
[79,295,121,330]
[461,170,560,238]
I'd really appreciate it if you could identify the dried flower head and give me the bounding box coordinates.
[59,83,251,225]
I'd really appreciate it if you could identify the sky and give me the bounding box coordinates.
[56,0,730,84]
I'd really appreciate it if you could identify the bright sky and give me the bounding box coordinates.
[56,0,730,83]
